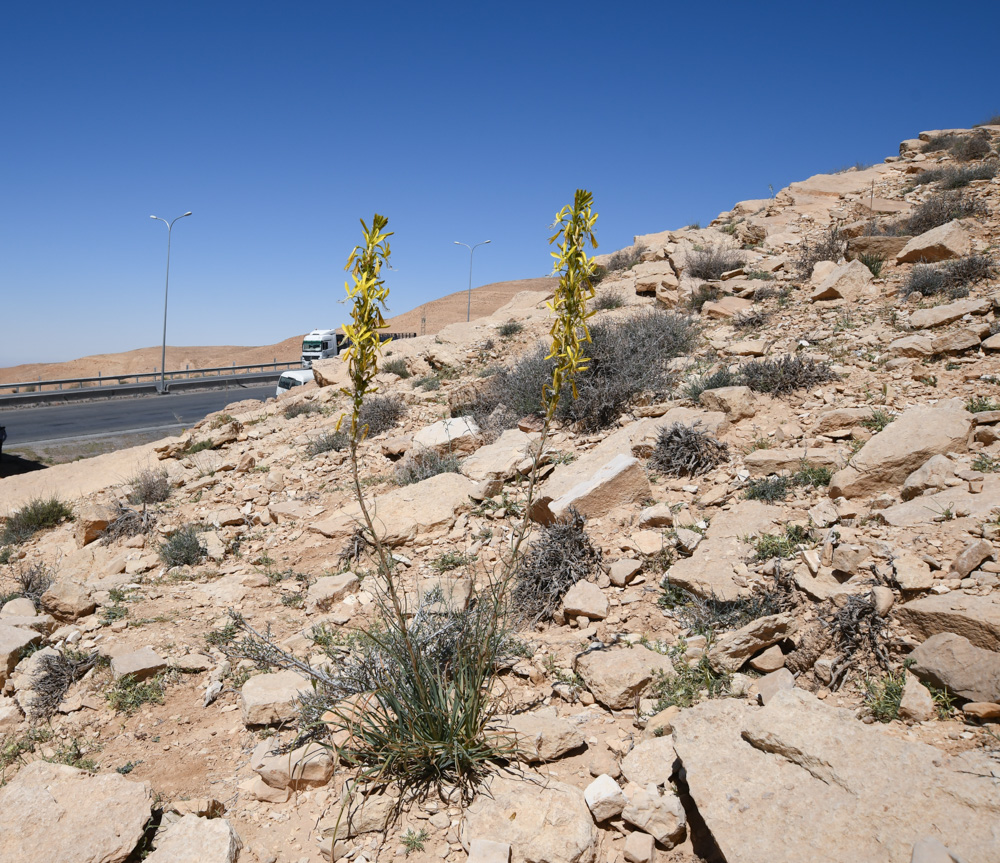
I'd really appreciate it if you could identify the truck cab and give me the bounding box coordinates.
[300,329,340,368]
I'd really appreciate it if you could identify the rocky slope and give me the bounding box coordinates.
[1,122,1000,863]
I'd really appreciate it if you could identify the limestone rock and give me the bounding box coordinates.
[461,775,597,863]
[809,407,877,435]
[949,539,994,578]
[620,737,677,788]
[901,454,957,501]
[532,454,650,525]
[895,593,1000,651]
[40,582,96,621]
[908,633,1000,703]
[307,573,360,611]
[461,428,533,482]
[0,623,41,686]
[506,708,586,763]
[0,761,153,863]
[931,329,981,355]
[111,646,167,682]
[575,646,673,711]
[623,832,655,863]
[908,297,991,329]
[809,259,872,302]
[702,296,752,318]
[412,417,482,456]
[708,613,797,672]
[744,447,844,476]
[252,741,334,790]
[75,504,112,547]
[608,559,642,587]
[562,581,609,621]
[621,786,686,848]
[896,220,971,263]
[828,404,974,498]
[889,335,934,358]
[699,386,756,420]
[894,554,933,592]
[584,773,627,822]
[898,672,936,722]
[671,689,1000,863]
[311,472,476,546]
[145,814,242,863]
[748,644,785,673]
[240,671,312,726]
[756,667,794,704]
[468,839,512,863]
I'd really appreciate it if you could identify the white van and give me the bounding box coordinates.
[276,369,314,397]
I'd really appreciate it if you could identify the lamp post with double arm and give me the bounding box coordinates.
[454,239,491,322]
[149,211,192,394]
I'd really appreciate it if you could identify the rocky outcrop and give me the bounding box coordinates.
[828,404,974,498]
[461,775,597,863]
[672,689,1000,862]
[0,761,153,863]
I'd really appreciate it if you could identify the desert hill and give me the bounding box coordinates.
[1,122,1000,863]
[0,277,558,387]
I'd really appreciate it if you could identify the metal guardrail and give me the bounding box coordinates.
[0,360,301,394]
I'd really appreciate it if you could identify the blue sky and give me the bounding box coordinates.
[2,1,998,367]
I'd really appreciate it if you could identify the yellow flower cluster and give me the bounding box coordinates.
[546,189,598,413]
[340,214,393,439]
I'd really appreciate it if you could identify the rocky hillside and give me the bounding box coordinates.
[1,122,999,863]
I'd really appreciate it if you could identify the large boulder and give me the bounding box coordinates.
[40,582,97,621]
[0,761,153,863]
[671,689,1000,863]
[575,646,673,710]
[895,593,1000,652]
[708,613,797,672]
[531,454,650,525]
[0,623,41,686]
[809,259,872,302]
[828,404,974,498]
[412,417,482,456]
[908,297,991,329]
[895,220,971,263]
[240,671,312,726]
[145,814,242,863]
[310,472,476,546]
[506,708,586,763]
[461,775,597,863]
[461,428,534,482]
[666,502,781,600]
[908,633,1000,703]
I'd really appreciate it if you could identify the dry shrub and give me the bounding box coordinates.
[513,509,602,624]
[649,423,729,477]
[686,245,744,280]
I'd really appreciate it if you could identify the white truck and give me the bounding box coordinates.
[300,329,340,368]
[301,328,418,368]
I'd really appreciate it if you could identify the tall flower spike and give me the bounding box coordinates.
[340,214,393,439]
[545,189,598,414]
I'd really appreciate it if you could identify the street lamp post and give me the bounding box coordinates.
[149,212,192,394]
[454,240,491,322]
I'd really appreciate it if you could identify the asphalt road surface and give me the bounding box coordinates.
[0,385,275,446]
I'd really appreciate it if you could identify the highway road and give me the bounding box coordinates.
[0,385,275,446]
